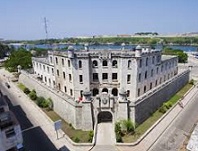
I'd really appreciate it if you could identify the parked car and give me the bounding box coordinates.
[5,82,10,88]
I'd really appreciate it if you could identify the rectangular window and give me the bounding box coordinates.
[145,71,147,79]
[52,68,54,74]
[50,57,52,63]
[102,73,108,80]
[47,67,49,73]
[80,90,83,97]
[64,86,67,92]
[48,78,51,84]
[79,75,83,83]
[93,73,99,81]
[68,60,71,67]
[127,90,130,97]
[69,74,72,81]
[62,58,64,66]
[55,57,58,65]
[112,73,117,81]
[156,67,159,74]
[57,70,59,76]
[138,88,140,97]
[63,72,66,79]
[151,69,153,77]
[155,80,158,86]
[58,83,61,90]
[127,74,131,83]
[138,73,141,82]
[70,89,73,96]
[43,65,45,71]
[150,83,152,90]
[139,59,142,68]
[146,58,148,66]
[53,81,55,86]
[152,56,155,64]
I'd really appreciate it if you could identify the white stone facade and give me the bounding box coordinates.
[32,46,178,101]
[30,45,182,130]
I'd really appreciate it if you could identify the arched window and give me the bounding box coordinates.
[93,88,99,96]
[92,60,98,67]
[128,60,131,68]
[112,60,117,67]
[112,88,118,96]
[79,60,82,69]
[102,88,108,93]
[103,60,108,67]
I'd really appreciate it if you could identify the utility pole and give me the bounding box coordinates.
[44,17,48,40]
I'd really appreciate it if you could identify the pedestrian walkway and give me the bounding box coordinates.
[96,123,115,145]
[92,122,117,151]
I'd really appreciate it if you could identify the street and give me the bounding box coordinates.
[0,79,58,151]
[149,87,198,151]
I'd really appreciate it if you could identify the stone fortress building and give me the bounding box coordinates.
[29,45,189,130]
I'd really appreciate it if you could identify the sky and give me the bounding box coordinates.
[0,0,198,40]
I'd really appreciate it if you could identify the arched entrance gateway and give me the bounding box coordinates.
[97,111,113,123]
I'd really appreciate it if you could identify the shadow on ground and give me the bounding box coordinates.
[4,95,59,151]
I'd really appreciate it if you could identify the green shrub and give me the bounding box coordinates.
[159,105,167,113]
[73,136,80,143]
[122,119,135,134]
[115,122,122,134]
[116,133,122,142]
[36,96,49,108]
[29,91,37,100]
[88,130,94,142]
[23,87,30,94]
[164,102,172,110]
[189,79,194,85]
[32,89,36,93]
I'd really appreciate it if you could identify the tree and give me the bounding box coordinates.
[4,48,32,72]
[162,47,188,63]
[0,43,14,58]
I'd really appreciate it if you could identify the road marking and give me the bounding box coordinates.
[22,126,37,133]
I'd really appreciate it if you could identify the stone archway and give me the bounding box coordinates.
[97,111,112,123]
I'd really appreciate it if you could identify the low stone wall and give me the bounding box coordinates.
[132,70,190,124]
[18,71,82,129]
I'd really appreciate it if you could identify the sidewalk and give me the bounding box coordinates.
[0,69,92,151]
[117,85,198,151]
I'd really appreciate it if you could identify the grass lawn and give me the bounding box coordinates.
[122,83,193,143]
[42,109,91,143]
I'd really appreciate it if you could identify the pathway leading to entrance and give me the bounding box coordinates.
[92,122,118,151]
[96,122,115,145]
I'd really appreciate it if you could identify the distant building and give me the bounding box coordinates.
[0,95,23,151]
